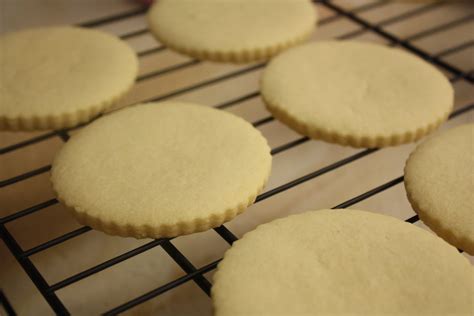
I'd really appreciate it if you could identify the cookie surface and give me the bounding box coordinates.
[147,0,317,63]
[212,209,472,316]
[0,26,138,130]
[405,124,474,254]
[261,41,453,147]
[51,102,271,238]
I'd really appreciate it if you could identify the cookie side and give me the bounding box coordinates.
[0,78,136,131]
[148,20,315,64]
[51,162,270,239]
[404,134,474,255]
[146,0,317,63]
[262,92,451,148]
[404,180,474,255]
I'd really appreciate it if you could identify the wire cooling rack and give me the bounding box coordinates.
[1,0,473,315]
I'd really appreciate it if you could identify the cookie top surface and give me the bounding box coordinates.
[147,0,317,63]
[261,41,453,147]
[51,102,271,238]
[0,26,138,130]
[405,124,474,254]
[212,209,472,316]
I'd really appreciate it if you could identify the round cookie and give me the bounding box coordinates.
[51,102,271,239]
[212,209,472,316]
[147,0,317,63]
[0,26,138,131]
[261,41,453,147]
[405,124,474,254]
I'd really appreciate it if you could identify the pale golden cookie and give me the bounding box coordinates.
[405,124,474,254]
[261,41,453,147]
[51,102,271,239]
[147,0,317,63]
[213,209,473,316]
[0,26,138,131]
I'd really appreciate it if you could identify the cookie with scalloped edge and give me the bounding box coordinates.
[405,124,474,254]
[212,209,473,316]
[261,41,453,148]
[51,102,271,239]
[0,26,138,131]
[147,0,317,63]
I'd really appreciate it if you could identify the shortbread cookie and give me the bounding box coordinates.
[405,124,474,254]
[147,0,317,63]
[0,26,138,131]
[213,209,472,316]
[261,41,453,147]
[51,102,271,239]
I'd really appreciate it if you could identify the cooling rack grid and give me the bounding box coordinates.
[0,0,473,315]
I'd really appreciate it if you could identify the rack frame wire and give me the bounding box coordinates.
[1,1,473,315]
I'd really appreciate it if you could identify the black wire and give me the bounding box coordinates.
[0,225,69,315]
[78,7,147,28]
[0,290,17,316]
[320,0,473,83]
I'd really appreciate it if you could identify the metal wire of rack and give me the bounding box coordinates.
[0,0,473,315]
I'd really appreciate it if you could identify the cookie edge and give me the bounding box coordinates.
[0,79,136,131]
[264,92,453,148]
[146,2,317,63]
[52,165,270,239]
[404,131,474,255]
